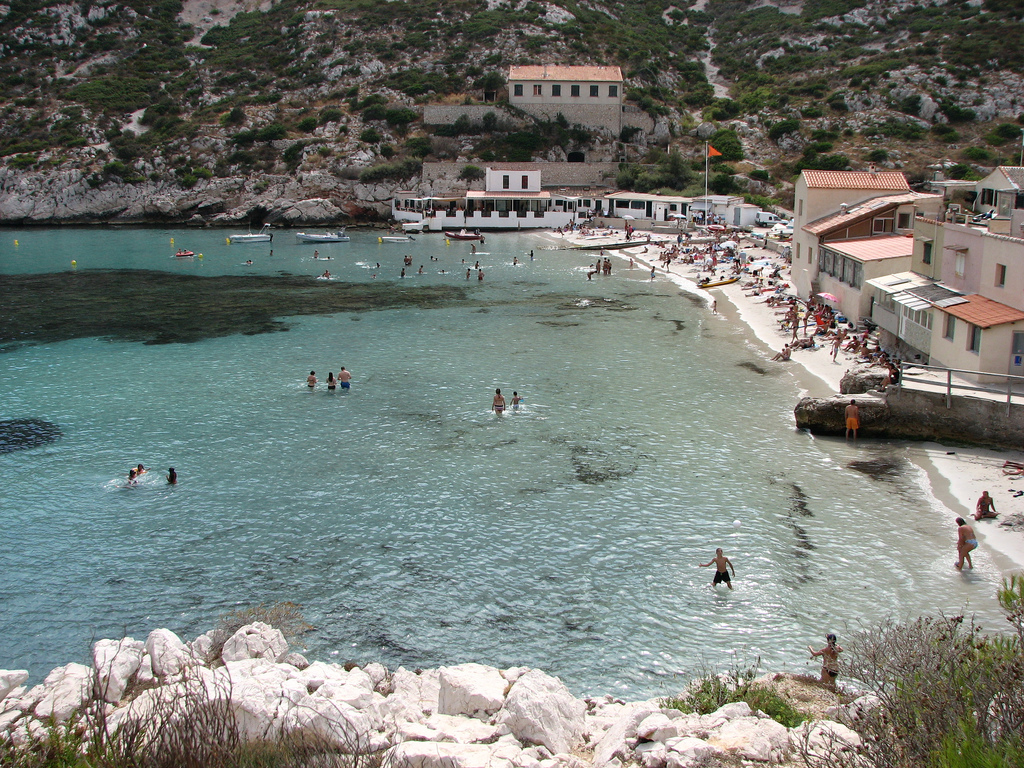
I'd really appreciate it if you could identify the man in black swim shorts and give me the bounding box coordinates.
[700,547,736,590]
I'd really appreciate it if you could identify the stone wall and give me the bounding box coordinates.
[421,105,523,128]
[794,388,1024,450]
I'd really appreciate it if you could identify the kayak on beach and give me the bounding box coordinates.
[698,277,740,289]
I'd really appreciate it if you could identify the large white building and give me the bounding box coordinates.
[506,65,650,136]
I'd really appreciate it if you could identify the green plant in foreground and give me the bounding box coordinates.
[662,662,807,728]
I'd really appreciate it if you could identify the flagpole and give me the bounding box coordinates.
[704,141,709,219]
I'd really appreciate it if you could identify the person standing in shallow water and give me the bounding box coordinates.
[955,517,978,570]
[326,372,337,391]
[845,399,859,440]
[307,371,317,389]
[809,633,843,689]
[338,367,351,389]
[699,547,735,590]
[167,467,177,484]
[492,388,505,414]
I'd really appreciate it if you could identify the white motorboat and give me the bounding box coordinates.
[295,229,349,243]
[401,221,425,233]
[379,235,414,243]
[228,224,272,243]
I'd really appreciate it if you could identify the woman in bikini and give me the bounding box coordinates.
[492,388,505,414]
[955,517,978,570]
[809,633,843,689]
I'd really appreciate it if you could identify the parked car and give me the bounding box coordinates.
[769,221,794,238]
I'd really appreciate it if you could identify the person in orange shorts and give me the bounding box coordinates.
[845,399,859,440]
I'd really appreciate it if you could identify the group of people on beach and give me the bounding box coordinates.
[306,368,352,391]
[955,492,1001,569]
[127,464,176,486]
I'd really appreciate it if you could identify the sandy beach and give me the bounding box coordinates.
[547,226,1024,576]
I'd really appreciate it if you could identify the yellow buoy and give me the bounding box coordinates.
[226,238,230,245]
[378,236,383,243]
[446,238,450,246]
[13,240,18,246]
[71,260,77,267]
[198,253,204,259]
[170,238,174,244]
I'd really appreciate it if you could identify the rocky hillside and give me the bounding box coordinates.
[0,0,1022,223]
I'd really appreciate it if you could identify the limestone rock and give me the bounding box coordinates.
[221,622,288,664]
[708,716,790,762]
[664,737,721,768]
[33,663,91,722]
[695,122,716,140]
[146,628,189,676]
[283,652,310,670]
[283,695,387,752]
[0,670,29,704]
[790,719,862,758]
[498,669,585,754]
[92,638,145,703]
[793,393,887,438]
[839,365,890,394]
[593,702,659,767]
[389,741,521,768]
[438,663,507,720]
[190,628,229,663]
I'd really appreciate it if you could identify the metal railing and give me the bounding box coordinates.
[897,362,1024,415]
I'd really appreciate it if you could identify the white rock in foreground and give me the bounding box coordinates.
[438,663,507,720]
[145,628,189,676]
[498,669,586,754]
[0,671,29,704]
[221,621,288,664]
[92,638,145,703]
[33,663,92,722]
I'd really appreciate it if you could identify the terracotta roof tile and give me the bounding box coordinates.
[508,65,623,82]
[802,170,910,191]
[821,235,914,261]
[943,295,1024,328]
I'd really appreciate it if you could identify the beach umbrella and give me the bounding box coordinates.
[817,292,839,302]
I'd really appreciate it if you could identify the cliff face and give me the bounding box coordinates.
[0,167,440,225]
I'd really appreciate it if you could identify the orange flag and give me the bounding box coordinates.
[707,145,723,157]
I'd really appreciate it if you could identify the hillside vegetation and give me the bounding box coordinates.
[0,0,1022,210]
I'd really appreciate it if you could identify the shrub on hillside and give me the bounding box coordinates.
[768,119,800,141]
[458,164,485,181]
[358,158,422,183]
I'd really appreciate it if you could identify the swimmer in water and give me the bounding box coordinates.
[313,250,319,259]
[167,467,177,484]
[338,367,351,389]
[127,468,138,485]
[478,269,484,281]
[245,260,253,265]
[492,388,505,414]
[327,372,337,391]
[136,464,147,476]
[418,265,424,274]
[513,256,519,266]
[511,391,522,410]
[307,371,317,389]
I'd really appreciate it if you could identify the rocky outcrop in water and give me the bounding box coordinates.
[0,418,61,453]
[0,167,427,225]
[795,389,1024,450]
[0,622,865,767]
[839,365,890,396]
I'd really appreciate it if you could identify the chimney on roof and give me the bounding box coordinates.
[840,203,848,214]
[868,163,877,173]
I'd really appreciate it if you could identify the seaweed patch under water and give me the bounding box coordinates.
[0,270,475,350]
[0,418,62,454]
[737,361,770,375]
[847,456,908,482]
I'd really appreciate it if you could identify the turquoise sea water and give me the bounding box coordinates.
[0,227,1007,696]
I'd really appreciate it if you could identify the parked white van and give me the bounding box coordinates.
[755,211,782,226]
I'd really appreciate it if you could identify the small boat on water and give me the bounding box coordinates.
[444,229,484,241]
[229,224,272,243]
[698,276,740,289]
[379,235,414,243]
[295,229,349,243]
[174,250,195,258]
